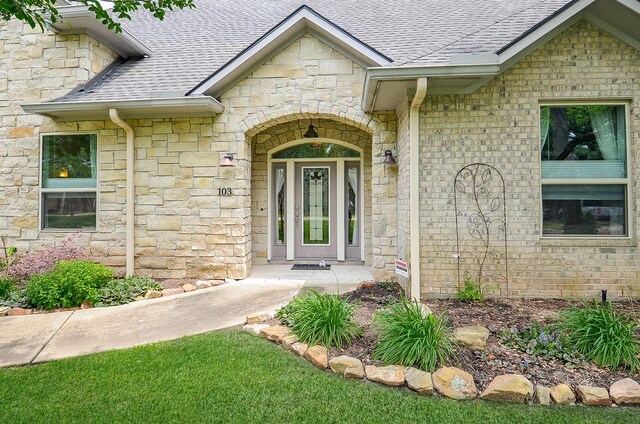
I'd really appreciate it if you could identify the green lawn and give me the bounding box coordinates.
[1,332,638,423]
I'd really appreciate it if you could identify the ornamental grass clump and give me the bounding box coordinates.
[374,297,455,372]
[556,301,640,373]
[285,290,361,349]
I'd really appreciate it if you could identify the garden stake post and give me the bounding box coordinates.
[454,163,509,297]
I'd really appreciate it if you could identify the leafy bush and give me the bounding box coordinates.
[374,297,455,372]
[0,278,17,299]
[456,276,484,303]
[498,322,586,368]
[25,260,113,309]
[6,234,87,282]
[284,290,361,348]
[95,277,162,307]
[556,301,640,373]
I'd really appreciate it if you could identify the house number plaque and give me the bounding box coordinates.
[218,188,233,196]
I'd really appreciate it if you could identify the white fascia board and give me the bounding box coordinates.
[52,5,152,57]
[189,6,391,96]
[367,63,501,79]
[362,63,500,111]
[21,96,224,119]
[617,0,640,14]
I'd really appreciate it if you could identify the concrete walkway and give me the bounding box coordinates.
[0,264,370,368]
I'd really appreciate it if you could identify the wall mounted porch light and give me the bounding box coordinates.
[220,153,234,167]
[383,150,396,165]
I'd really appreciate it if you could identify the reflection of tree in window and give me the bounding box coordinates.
[541,105,627,236]
[45,135,94,179]
[41,134,97,229]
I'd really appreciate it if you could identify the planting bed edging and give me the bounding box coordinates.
[243,320,640,407]
[0,279,229,317]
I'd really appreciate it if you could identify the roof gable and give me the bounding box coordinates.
[188,5,392,97]
[364,0,640,110]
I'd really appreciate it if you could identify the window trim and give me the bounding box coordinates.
[39,132,100,233]
[538,101,632,239]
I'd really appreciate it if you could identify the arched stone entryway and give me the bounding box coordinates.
[250,119,373,265]
[244,113,397,282]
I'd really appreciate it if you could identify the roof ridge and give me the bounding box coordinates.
[400,0,568,65]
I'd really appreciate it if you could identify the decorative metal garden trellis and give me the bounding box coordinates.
[454,163,509,296]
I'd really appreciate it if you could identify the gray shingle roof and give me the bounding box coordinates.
[50,0,572,103]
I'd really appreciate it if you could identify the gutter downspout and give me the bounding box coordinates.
[109,109,135,277]
[409,78,427,300]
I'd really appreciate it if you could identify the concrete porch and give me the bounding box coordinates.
[244,264,373,295]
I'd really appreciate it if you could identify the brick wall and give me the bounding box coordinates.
[419,21,640,298]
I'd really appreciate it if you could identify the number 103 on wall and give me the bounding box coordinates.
[218,188,233,196]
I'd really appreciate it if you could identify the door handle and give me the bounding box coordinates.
[295,205,299,227]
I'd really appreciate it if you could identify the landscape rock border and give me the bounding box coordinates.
[244,319,640,408]
[0,279,229,317]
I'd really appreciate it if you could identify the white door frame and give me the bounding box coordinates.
[267,138,364,261]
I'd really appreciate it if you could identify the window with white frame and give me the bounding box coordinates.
[41,134,98,230]
[540,104,628,237]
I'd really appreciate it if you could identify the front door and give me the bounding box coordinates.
[294,163,337,258]
[269,141,363,262]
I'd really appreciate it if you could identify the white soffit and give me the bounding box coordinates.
[189,5,392,97]
[51,5,152,57]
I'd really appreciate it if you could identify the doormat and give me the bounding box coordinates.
[291,264,332,270]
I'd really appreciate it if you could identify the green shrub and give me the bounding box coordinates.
[374,297,455,372]
[95,277,162,307]
[556,301,640,373]
[0,278,16,299]
[456,276,485,303]
[286,290,361,348]
[25,260,114,309]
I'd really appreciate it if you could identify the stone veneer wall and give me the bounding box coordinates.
[250,119,373,265]
[1,27,399,281]
[419,21,640,298]
[0,21,118,250]
[217,33,398,281]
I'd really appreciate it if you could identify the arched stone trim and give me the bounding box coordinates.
[253,119,372,156]
[241,110,379,138]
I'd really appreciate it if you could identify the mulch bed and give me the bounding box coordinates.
[326,282,640,392]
